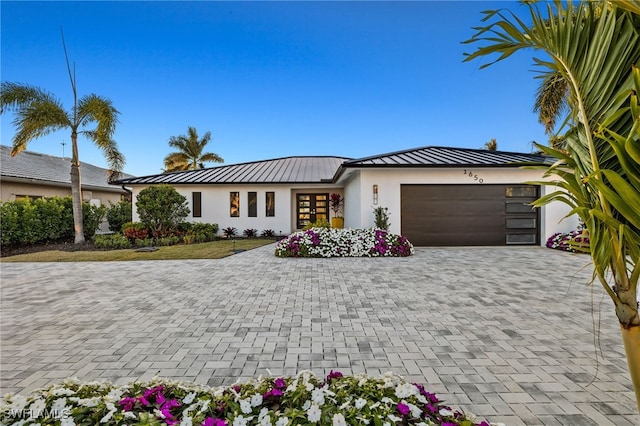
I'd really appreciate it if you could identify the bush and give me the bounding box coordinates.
[222,226,237,237]
[0,196,105,246]
[373,206,390,230]
[275,228,414,258]
[136,185,189,235]
[134,237,155,248]
[93,233,132,249]
[106,200,132,232]
[302,218,331,230]
[243,228,258,237]
[122,222,149,241]
[0,372,490,426]
[261,229,276,237]
[189,222,219,241]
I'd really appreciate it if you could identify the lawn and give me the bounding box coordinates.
[0,239,275,262]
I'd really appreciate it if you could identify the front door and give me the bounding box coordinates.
[297,193,329,229]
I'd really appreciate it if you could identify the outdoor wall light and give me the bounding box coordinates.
[373,184,378,205]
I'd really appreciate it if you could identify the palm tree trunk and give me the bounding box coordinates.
[70,131,85,244]
[621,324,640,410]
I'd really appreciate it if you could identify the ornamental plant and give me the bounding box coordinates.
[0,371,493,426]
[546,230,590,253]
[275,228,414,258]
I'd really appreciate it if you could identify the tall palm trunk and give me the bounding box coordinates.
[70,130,85,244]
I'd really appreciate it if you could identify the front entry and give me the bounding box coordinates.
[296,193,329,229]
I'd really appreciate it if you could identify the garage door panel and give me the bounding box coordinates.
[401,184,539,246]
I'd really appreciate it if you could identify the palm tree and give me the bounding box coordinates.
[0,82,124,244]
[484,138,498,151]
[163,126,223,172]
[464,0,640,408]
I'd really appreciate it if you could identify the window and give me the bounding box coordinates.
[192,192,202,217]
[230,192,239,217]
[266,192,275,217]
[248,192,257,217]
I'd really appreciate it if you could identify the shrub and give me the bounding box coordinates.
[373,206,390,230]
[134,238,155,248]
[0,196,104,246]
[243,228,258,237]
[276,228,414,258]
[0,372,491,426]
[261,229,276,237]
[302,218,331,230]
[222,226,237,237]
[106,199,132,232]
[136,185,189,235]
[190,222,219,240]
[93,233,132,249]
[122,222,149,241]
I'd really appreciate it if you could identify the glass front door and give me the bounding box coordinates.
[297,193,329,229]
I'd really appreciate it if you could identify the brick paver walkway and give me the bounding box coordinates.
[1,245,638,425]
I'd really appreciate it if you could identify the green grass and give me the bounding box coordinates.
[1,239,276,262]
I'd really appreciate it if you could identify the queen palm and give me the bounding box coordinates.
[464,0,640,408]
[1,82,124,244]
[163,126,223,172]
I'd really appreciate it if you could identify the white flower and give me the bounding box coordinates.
[51,397,68,412]
[306,403,322,423]
[380,397,393,405]
[183,392,196,404]
[233,415,249,426]
[305,382,314,391]
[9,394,27,412]
[311,388,325,406]
[383,423,391,426]
[439,408,453,417]
[52,388,76,397]
[124,412,137,419]
[408,402,422,418]
[275,417,289,426]
[105,388,123,402]
[60,417,76,426]
[395,383,418,399]
[240,398,253,414]
[28,399,46,418]
[332,413,347,426]
[251,393,263,407]
[355,398,367,409]
[302,400,311,411]
[100,402,117,423]
[181,416,193,426]
[387,414,402,423]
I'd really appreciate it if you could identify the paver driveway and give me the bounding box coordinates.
[1,244,638,425]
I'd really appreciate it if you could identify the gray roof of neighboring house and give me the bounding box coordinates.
[114,156,350,185]
[340,146,552,168]
[1,145,132,192]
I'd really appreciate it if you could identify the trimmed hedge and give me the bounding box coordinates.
[0,197,106,246]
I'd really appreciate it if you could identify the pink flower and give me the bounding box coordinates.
[119,397,136,411]
[397,402,410,416]
[274,378,286,389]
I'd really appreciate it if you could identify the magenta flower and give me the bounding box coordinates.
[326,370,343,382]
[203,418,228,426]
[274,378,286,389]
[397,402,410,416]
[119,397,136,411]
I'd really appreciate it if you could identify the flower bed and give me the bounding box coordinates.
[0,372,493,426]
[546,229,590,253]
[275,228,414,258]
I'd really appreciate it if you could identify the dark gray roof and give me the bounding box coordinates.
[341,146,551,168]
[1,145,132,192]
[115,156,350,185]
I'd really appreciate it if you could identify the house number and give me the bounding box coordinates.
[464,169,484,183]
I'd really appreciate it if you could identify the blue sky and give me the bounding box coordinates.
[1,1,550,177]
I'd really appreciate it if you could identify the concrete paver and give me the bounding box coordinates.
[1,244,639,425]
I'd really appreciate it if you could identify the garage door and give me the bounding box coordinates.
[401,184,539,246]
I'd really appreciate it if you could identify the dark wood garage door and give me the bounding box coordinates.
[401,184,539,246]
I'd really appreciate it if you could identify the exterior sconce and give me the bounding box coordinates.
[373,184,378,205]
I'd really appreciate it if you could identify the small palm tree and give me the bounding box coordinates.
[0,82,124,244]
[464,0,640,408]
[163,126,223,172]
[483,138,498,151]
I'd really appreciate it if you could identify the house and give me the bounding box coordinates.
[114,146,579,246]
[1,145,131,206]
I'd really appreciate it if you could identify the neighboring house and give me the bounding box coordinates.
[114,146,579,246]
[1,145,132,206]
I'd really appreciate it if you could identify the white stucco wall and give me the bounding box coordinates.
[129,184,344,236]
[342,167,579,245]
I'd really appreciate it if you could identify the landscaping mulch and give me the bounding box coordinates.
[0,238,103,258]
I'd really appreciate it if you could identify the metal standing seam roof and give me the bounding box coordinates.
[341,146,552,167]
[114,156,351,185]
[0,145,133,191]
